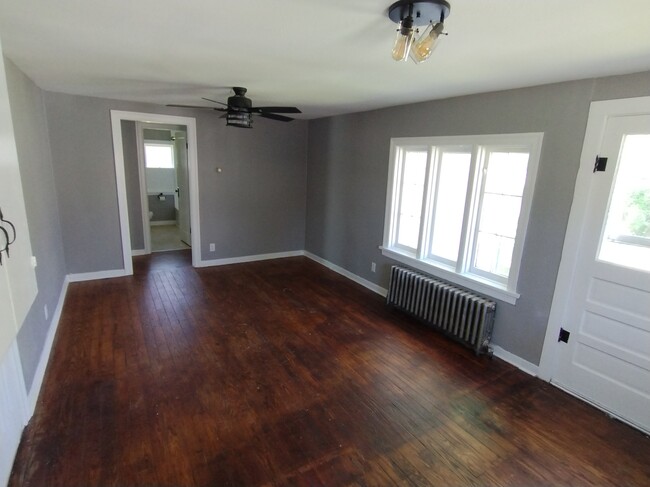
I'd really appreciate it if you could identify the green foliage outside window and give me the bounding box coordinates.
[626,189,650,237]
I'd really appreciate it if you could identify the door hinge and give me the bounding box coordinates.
[558,327,571,343]
[593,156,608,173]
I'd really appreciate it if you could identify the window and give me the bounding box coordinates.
[382,133,543,304]
[598,134,650,271]
[144,142,175,168]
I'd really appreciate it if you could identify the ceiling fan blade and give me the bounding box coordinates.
[167,104,226,111]
[258,112,294,122]
[254,106,301,114]
[201,97,229,106]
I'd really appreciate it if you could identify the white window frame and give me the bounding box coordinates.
[382,133,543,304]
[387,144,431,256]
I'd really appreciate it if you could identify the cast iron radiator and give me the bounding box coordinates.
[386,266,496,355]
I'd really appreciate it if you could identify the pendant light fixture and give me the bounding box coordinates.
[388,0,450,63]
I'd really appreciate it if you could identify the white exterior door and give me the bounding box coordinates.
[0,39,36,485]
[542,97,650,434]
[0,49,37,360]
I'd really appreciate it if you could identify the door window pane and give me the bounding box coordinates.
[598,134,650,272]
[429,151,471,262]
[396,150,427,249]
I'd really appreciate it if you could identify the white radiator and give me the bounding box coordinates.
[387,266,495,355]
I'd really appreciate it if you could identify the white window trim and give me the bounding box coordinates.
[382,133,543,305]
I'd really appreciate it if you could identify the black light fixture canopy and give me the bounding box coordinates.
[387,0,450,26]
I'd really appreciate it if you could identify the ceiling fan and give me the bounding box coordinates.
[168,87,301,128]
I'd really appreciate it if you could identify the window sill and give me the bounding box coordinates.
[380,246,520,305]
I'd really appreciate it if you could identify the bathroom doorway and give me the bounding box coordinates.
[140,124,191,252]
[111,110,201,274]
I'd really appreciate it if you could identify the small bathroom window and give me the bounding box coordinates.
[144,142,174,169]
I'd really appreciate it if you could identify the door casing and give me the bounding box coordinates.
[110,110,201,272]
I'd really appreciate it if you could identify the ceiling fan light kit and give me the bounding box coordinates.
[227,111,253,129]
[388,0,450,63]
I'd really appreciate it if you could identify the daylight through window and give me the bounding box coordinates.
[382,133,543,303]
[144,142,175,169]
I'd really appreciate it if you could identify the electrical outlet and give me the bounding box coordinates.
[209,243,215,252]
[371,262,376,273]
[44,304,49,321]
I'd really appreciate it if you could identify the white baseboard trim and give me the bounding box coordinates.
[67,269,129,282]
[304,251,388,297]
[131,249,148,256]
[197,250,305,268]
[150,220,176,226]
[26,277,69,418]
[492,345,539,377]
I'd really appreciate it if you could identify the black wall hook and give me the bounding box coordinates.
[0,206,17,265]
[0,225,9,264]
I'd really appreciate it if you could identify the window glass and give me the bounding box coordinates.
[598,134,650,271]
[473,151,528,279]
[429,151,471,263]
[395,150,427,250]
[382,133,542,302]
[484,151,528,196]
[145,144,174,169]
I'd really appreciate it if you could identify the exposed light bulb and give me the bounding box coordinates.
[410,22,445,64]
[391,18,414,62]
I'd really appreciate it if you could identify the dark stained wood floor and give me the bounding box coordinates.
[9,251,650,486]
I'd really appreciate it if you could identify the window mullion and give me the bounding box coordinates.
[416,147,437,259]
[468,147,490,276]
[391,150,406,247]
[456,145,480,273]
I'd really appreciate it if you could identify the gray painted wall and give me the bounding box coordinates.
[195,110,308,258]
[43,92,308,272]
[305,71,650,366]
[148,194,176,222]
[4,58,67,390]
[44,93,129,273]
[121,120,144,251]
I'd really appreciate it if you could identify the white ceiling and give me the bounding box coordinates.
[1,0,650,119]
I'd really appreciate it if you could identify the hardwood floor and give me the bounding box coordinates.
[9,252,650,486]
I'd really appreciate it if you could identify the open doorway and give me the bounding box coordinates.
[140,124,191,252]
[110,111,201,274]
